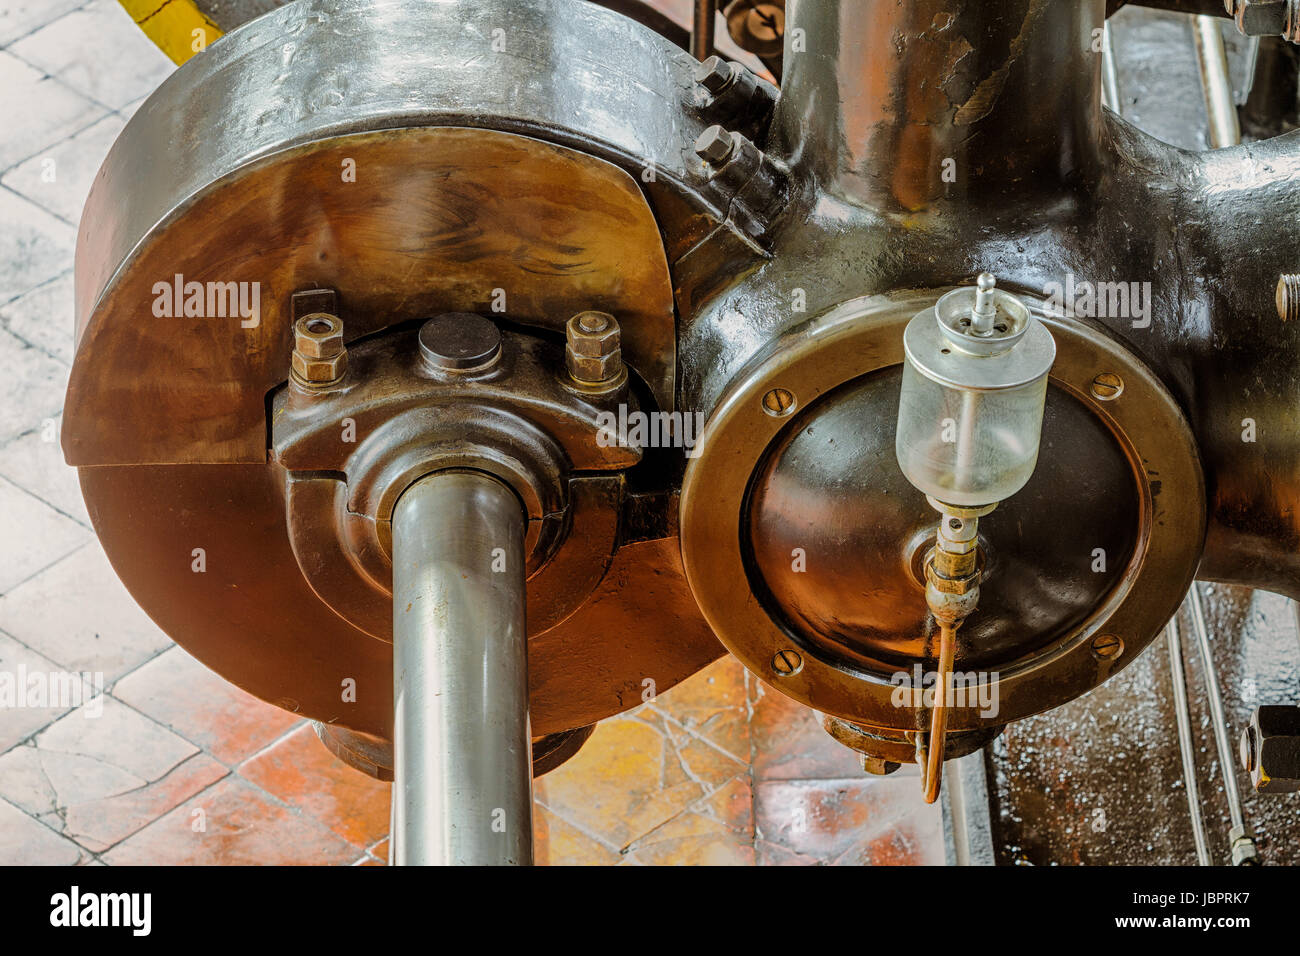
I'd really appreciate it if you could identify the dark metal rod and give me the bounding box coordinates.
[691,0,716,62]
[1167,618,1212,866]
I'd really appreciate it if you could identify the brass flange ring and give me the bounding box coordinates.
[679,290,1205,731]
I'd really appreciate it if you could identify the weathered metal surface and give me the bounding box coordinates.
[69,0,1300,835]
[67,0,730,748]
[68,126,678,464]
[989,7,1300,865]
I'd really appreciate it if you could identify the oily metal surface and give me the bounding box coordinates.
[66,0,728,741]
[748,367,1138,674]
[680,0,1300,604]
[989,586,1300,865]
[987,6,1300,866]
[679,290,1205,735]
[66,125,677,464]
[69,0,754,451]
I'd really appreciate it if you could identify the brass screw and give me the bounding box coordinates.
[1091,634,1124,660]
[1090,372,1124,401]
[771,649,803,676]
[1276,274,1300,322]
[761,387,796,417]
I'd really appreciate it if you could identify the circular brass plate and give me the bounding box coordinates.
[679,291,1206,732]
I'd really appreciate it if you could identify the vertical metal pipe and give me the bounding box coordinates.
[691,0,716,62]
[1185,585,1246,832]
[1166,618,1211,866]
[1101,21,1122,114]
[1193,14,1242,148]
[391,470,532,866]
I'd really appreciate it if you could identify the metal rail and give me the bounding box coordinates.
[391,471,533,865]
[1166,618,1212,865]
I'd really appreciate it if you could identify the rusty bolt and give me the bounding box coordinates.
[695,125,738,165]
[565,311,624,387]
[861,755,902,776]
[771,648,803,676]
[291,313,347,387]
[1091,633,1124,661]
[1230,0,1291,38]
[1277,274,1300,321]
[1090,371,1124,401]
[694,55,736,95]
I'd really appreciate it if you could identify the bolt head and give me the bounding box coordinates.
[1090,372,1124,401]
[761,387,795,416]
[565,311,624,386]
[1276,274,1300,321]
[1237,0,1289,36]
[291,349,347,386]
[695,125,737,165]
[1247,705,1300,792]
[694,55,734,94]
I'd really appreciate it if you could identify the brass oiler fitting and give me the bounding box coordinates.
[923,502,993,627]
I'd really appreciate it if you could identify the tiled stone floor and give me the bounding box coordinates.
[0,0,943,865]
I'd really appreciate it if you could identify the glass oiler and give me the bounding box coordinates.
[895,274,1056,802]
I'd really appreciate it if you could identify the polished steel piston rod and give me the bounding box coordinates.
[390,470,533,866]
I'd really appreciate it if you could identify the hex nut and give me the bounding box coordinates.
[565,311,625,386]
[695,125,738,165]
[292,313,347,386]
[1234,0,1290,36]
[694,55,736,95]
[566,311,620,357]
[1229,825,1260,866]
[1243,705,1300,793]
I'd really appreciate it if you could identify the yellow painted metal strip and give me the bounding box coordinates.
[117,0,223,65]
